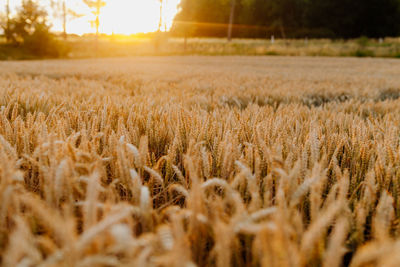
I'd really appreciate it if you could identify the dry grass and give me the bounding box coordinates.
[0,56,400,266]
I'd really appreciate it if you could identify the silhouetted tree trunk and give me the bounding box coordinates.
[95,1,100,39]
[50,0,82,41]
[5,0,10,42]
[164,0,168,32]
[158,0,163,32]
[227,0,235,42]
[83,0,105,56]
[62,0,67,40]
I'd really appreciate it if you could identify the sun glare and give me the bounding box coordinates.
[1,0,181,35]
[101,0,180,35]
[64,0,180,35]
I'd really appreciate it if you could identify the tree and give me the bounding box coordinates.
[1,1,12,43]
[7,0,68,57]
[172,0,231,37]
[307,0,400,38]
[171,0,400,38]
[83,0,106,39]
[5,0,11,42]
[9,0,48,43]
[50,0,83,40]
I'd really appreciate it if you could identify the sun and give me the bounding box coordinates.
[66,0,180,35]
[102,0,180,34]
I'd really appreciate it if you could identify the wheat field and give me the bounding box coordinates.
[1,56,400,266]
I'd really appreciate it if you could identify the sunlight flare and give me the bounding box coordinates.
[100,0,180,34]
[45,0,181,35]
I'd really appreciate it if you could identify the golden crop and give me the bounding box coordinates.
[0,56,400,266]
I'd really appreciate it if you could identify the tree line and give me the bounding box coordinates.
[171,0,400,38]
[0,0,106,57]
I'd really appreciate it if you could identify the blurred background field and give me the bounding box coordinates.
[2,35,400,60]
[2,0,400,60]
[69,36,400,58]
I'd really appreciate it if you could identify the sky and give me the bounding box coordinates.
[1,0,181,35]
